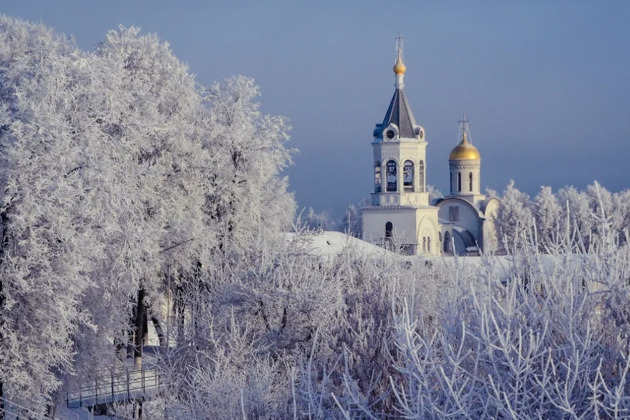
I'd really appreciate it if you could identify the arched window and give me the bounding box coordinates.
[427,236,431,253]
[385,222,393,239]
[422,237,426,253]
[457,172,462,192]
[469,172,473,192]
[439,232,442,243]
[374,162,381,193]
[419,160,425,192]
[450,172,453,194]
[403,160,414,192]
[444,231,452,253]
[386,160,397,192]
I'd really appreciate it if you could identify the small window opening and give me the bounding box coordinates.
[449,206,459,222]
[385,222,393,238]
[403,161,414,192]
[419,160,425,193]
[386,161,397,192]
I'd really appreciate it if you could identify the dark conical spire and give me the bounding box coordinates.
[373,37,422,141]
[379,89,419,139]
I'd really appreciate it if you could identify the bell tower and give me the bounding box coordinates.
[362,38,440,255]
[370,36,429,208]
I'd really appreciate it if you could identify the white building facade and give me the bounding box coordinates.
[361,44,498,256]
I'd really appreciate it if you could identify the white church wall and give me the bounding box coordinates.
[417,212,440,256]
[437,199,481,239]
[362,209,418,248]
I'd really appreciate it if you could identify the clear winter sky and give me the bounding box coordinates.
[3,1,630,220]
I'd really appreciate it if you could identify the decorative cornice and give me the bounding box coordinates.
[449,160,480,170]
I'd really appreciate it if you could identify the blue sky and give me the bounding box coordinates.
[3,1,630,219]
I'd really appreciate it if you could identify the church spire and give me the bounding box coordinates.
[374,36,422,140]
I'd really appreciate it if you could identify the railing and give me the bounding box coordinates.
[66,364,163,409]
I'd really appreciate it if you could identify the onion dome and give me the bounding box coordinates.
[393,49,406,75]
[449,132,480,160]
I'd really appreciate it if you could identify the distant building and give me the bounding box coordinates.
[361,41,498,256]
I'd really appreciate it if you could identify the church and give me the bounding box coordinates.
[361,42,499,256]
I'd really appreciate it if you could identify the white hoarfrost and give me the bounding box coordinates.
[2,15,630,420]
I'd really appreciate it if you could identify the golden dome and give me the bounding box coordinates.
[393,49,406,75]
[449,132,480,160]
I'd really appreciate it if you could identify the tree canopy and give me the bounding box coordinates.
[0,17,293,416]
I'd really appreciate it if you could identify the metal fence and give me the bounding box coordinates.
[66,364,163,409]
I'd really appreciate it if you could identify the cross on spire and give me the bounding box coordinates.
[395,34,404,57]
[458,113,471,143]
[458,113,470,131]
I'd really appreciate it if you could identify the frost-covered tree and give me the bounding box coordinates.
[162,74,294,356]
[426,184,443,202]
[204,76,294,253]
[81,25,219,369]
[0,17,96,416]
[298,207,336,231]
[557,185,594,251]
[494,180,534,253]
[613,189,630,245]
[533,185,562,251]
[585,181,617,250]
[340,201,368,237]
[0,18,295,414]
[160,232,446,419]
[159,233,342,419]
[336,225,630,418]
[484,187,498,198]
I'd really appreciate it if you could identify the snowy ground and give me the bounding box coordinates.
[291,230,396,259]
[296,230,514,282]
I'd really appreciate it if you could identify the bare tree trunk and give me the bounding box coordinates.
[175,286,185,345]
[134,399,143,419]
[142,305,148,346]
[126,329,135,359]
[46,401,55,419]
[115,333,126,361]
[151,317,166,347]
[134,287,146,366]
